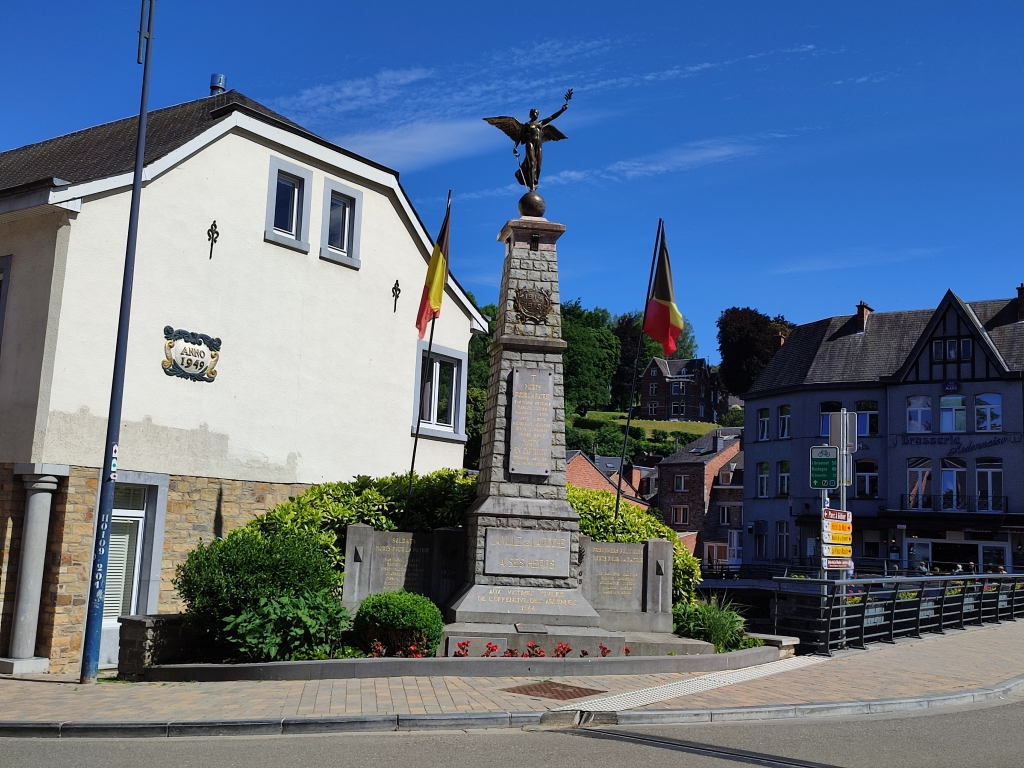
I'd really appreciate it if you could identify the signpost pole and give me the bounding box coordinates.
[80,0,156,684]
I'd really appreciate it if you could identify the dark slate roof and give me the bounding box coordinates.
[660,427,743,465]
[747,293,1024,397]
[566,450,581,464]
[0,91,373,194]
[593,454,623,477]
[649,357,707,377]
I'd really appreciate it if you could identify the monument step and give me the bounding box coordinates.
[439,623,713,658]
[446,584,601,627]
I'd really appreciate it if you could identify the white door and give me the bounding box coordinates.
[99,485,147,667]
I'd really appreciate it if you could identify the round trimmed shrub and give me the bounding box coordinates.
[173,527,341,653]
[352,591,444,658]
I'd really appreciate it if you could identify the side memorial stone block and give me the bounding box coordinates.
[431,527,466,609]
[368,531,432,594]
[341,523,376,608]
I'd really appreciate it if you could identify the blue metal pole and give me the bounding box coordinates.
[80,0,156,684]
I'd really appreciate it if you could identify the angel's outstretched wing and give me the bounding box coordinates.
[483,116,523,142]
[541,124,567,142]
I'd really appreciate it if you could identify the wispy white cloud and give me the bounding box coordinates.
[338,119,502,171]
[833,71,898,86]
[771,246,948,275]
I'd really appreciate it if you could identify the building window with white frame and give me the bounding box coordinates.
[671,505,689,525]
[265,157,312,252]
[778,404,791,439]
[977,457,1004,511]
[319,179,363,269]
[976,394,1002,432]
[777,460,790,497]
[776,521,790,560]
[671,382,680,395]
[104,485,148,627]
[820,401,841,436]
[940,396,966,433]
[757,408,770,441]
[757,462,769,498]
[907,457,932,509]
[648,401,657,416]
[649,382,657,396]
[671,402,682,416]
[719,505,731,526]
[907,396,932,433]
[940,457,967,510]
[415,345,467,440]
[674,474,688,492]
[856,400,879,436]
[699,402,705,418]
[856,459,879,499]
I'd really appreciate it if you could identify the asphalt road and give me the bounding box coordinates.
[3,696,1023,768]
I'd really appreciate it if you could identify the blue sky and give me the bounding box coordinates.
[3,2,1023,361]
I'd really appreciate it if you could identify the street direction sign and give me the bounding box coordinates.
[822,509,852,522]
[822,557,854,570]
[821,544,853,557]
[809,446,839,489]
[822,530,852,544]
[822,520,853,533]
[828,411,858,454]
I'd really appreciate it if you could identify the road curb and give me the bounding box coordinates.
[2,672,1023,738]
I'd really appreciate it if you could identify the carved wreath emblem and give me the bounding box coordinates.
[162,326,221,383]
[513,287,553,324]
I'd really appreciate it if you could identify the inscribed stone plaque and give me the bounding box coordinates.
[509,367,554,475]
[585,542,644,612]
[484,527,571,577]
[368,531,432,595]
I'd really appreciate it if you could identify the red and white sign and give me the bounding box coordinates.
[822,557,854,570]
[822,509,852,522]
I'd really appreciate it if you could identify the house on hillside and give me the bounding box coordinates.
[656,428,744,566]
[566,451,648,509]
[0,83,487,674]
[742,294,1024,574]
[638,358,729,423]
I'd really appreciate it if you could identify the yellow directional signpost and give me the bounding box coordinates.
[812,409,859,574]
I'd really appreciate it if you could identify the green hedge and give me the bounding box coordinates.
[173,527,342,654]
[352,591,444,657]
[568,485,701,604]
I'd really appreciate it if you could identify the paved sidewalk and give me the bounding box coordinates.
[1,621,1022,723]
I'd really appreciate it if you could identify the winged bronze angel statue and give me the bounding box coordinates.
[484,89,573,193]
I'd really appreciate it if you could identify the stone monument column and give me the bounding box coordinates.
[447,216,599,627]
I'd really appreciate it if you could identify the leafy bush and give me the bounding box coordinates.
[173,528,342,652]
[652,429,670,441]
[568,484,701,604]
[222,589,355,661]
[672,596,760,653]
[573,417,607,431]
[352,591,444,657]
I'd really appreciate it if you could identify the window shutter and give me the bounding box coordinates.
[103,520,139,621]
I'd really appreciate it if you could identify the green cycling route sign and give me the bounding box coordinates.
[809,446,839,489]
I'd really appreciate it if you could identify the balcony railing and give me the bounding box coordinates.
[899,494,1008,513]
[773,574,1024,655]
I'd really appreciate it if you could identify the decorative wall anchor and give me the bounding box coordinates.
[392,280,401,312]
[162,326,220,382]
[513,287,552,324]
[207,220,219,259]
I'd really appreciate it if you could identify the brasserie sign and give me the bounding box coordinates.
[162,326,220,383]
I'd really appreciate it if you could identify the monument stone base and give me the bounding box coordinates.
[0,656,50,675]
[445,584,600,626]
[437,623,713,658]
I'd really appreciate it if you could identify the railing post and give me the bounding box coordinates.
[884,582,897,644]
[936,578,948,634]
[912,579,924,638]
[1010,577,1019,621]
[974,579,985,626]
[856,582,871,649]
[821,581,838,657]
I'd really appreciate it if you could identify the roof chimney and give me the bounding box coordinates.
[210,74,226,96]
[712,430,723,453]
[1018,284,1024,322]
[774,331,785,349]
[856,301,873,333]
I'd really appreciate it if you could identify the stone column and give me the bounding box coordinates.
[447,217,599,627]
[1,464,69,674]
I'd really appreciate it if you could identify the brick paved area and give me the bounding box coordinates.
[1,621,1021,721]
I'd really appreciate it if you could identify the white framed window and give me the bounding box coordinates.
[674,474,688,492]
[413,341,468,442]
[671,382,680,395]
[671,402,682,416]
[855,400,879,436]
[776,521,790,560]
[977,457,1004,511]
[820,401,841,436]
[649,382,657,396]
[778,405,791,439]
[777,461,790,497]
[940,395,966,433]
[940,457,967,510]
[907,457,932,510]
[104,485,148,625]
[757,408,770,441]
[320,178,363,269]
[727,529,743,561]
[647,401,658,416]
[907,396,932,433]
[699,402,705,418]
[671,505,689,525]
[264,157,313,252]
[961,338,973,359]
[856,459,879,499]
[719,468,733,485]
[757,462,769,498]
[719,506,730,526]
[976,394,1002,432]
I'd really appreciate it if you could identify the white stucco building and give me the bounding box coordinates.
[0,85,486,673]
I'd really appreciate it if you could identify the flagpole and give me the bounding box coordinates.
[614,218,663,519]
[408,191,451,506]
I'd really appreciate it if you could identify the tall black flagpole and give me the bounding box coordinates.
[81,0,156,684]
[613,219,663,519]
[408,191,451,505]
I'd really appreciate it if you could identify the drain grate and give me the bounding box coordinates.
[502,682,608,701]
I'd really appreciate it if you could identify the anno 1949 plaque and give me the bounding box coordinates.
[484,527,571,577]
[509,367,553,475]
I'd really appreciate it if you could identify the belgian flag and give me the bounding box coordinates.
[642,226,684,357]
[415,196,451,339]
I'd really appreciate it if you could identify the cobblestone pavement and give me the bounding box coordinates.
[1,621,1021,721]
